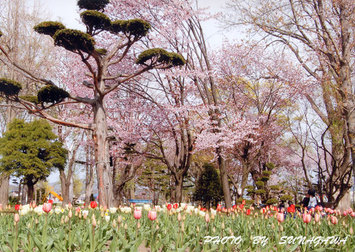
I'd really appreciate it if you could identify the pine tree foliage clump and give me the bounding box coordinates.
[136,48,186,67]
[0,78,22,97]
[34,21,66,37]
[53,29,96,53]
[77,0,110,11]
[193,163,223,208]
[80,10,111,32]
[37,85,69,106]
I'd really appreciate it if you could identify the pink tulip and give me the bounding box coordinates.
[276,212,284,223]
[330,215,338,225]
[303,213,311,224]
[148,210,157,221]
[42,203,52,213]
[350,212,355,218]
[205,213,210,223]
[134,208,142,220]
[314,213,321,223]
[14,213,20,223]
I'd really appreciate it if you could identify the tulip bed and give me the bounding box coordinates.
[0,203,354,251]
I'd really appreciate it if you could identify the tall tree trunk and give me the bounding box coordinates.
[59,142,79,206]
[93,100,112,207]
[60,170,70,205]
[27,181,34,204]
[85,143,94,207]
[174,176,184,203]
[0,100,16,207]
[0,174,9,207]
[217,147,232,209]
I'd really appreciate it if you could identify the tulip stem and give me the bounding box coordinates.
[13,222,18,251]
[43,214,48,249]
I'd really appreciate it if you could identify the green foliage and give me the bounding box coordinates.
[0,119,67,184]
[193,163,223,207]
[245,185,254,190]
[0,78,22,96]
[37,85,69,105]
[53,29,95,53]
[255,181,264,188]
[95,48,107,55]
[270,185,280,191]
[280,194,293,202]
[254,189,266,195]
[246,188,255,195]
[265,162,275,170]
[110,19,151,38]
[19,95,39,104]
[266,198,278,205]
[77,0,110,10]
[136,48,185,67]
[261,176,269,182]
[34,21,66,37]
[80,10,111,31]
[262,170,272,177]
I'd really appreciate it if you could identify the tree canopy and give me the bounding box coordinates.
[193,163,223,208]
[0,119,67,202]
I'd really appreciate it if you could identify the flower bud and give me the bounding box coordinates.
[92,215,97,227]
[205,213,210,223]
[14,213,20,223]
[68,210,73,219]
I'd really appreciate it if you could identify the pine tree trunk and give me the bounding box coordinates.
[93,100,112,208]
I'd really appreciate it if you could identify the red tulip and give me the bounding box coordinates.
[239,204,244,210]
[43,203,52,213]
[148,210,157,221]
[173,203,178,209]
[232,205,237,209]
[246,209,251,215]
[242,200,246,205]
[48,199,53,204]
[134,208,142,220]
[276,212,284,223]
[90,201,98,209]
[167,204,172,211]
[350,212,355,218]
[216,204,222,212]
[302,213,311,224]
[15,204,20,211]
[287,206,295,213]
